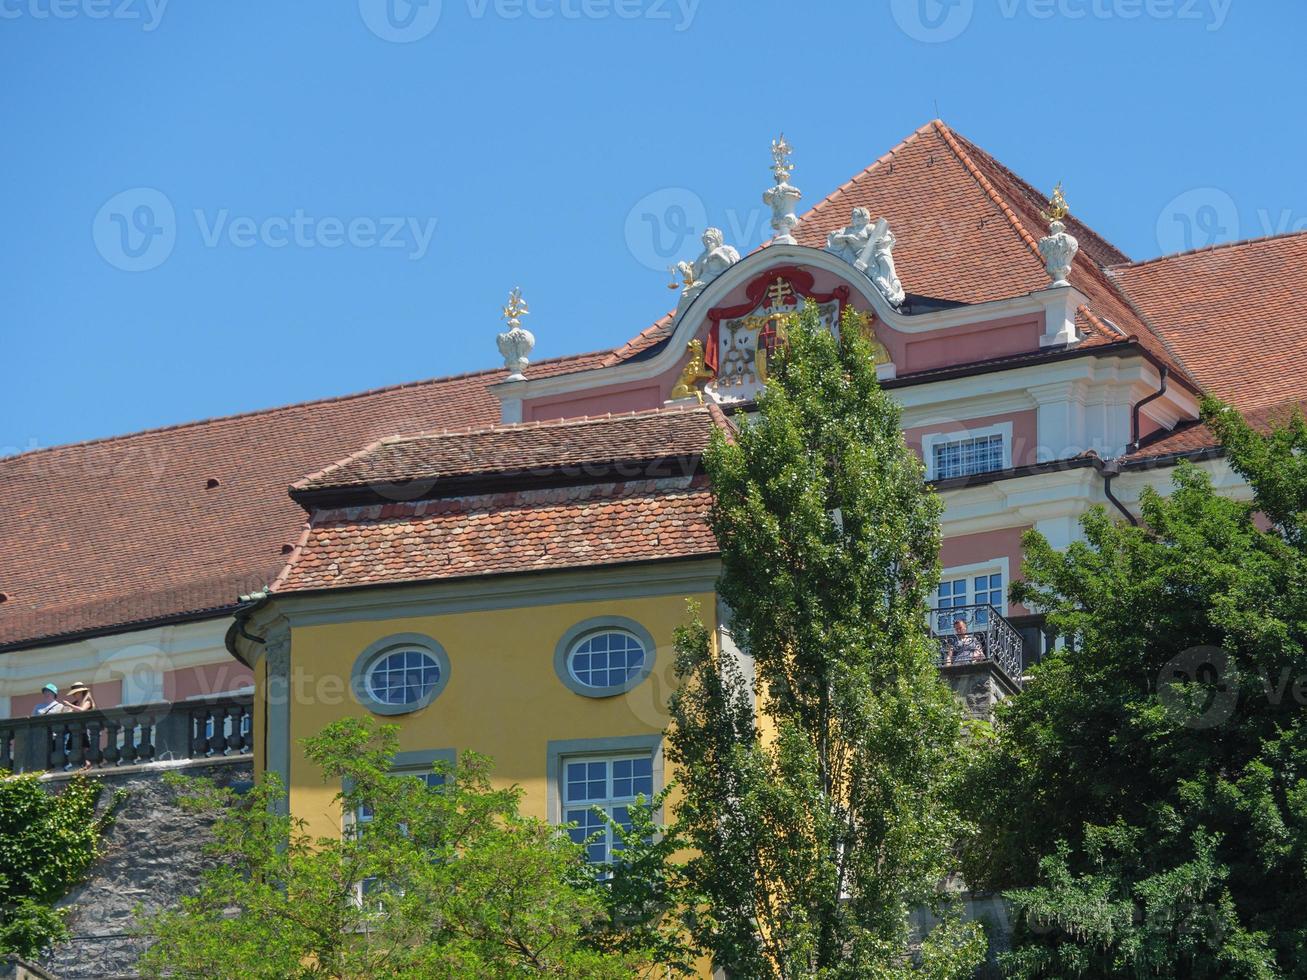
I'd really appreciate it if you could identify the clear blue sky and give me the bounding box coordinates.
[3,0,1303,452]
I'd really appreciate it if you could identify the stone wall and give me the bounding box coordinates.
[36,757,252,980]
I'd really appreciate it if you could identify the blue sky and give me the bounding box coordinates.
[2,0,1303,452]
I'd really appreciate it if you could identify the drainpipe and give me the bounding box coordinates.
[1098,458,1138,526]
[1129,363,1169,454]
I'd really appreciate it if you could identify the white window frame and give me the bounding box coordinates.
[936,557,1011,619]
[922,421,1013,481]
[546,735,663,867]
[560,754,655,866]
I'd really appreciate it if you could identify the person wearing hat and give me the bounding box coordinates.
[64,682,96,712]
[32,683,68,716]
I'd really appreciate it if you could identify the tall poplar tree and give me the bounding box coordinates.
[667,303,985,978]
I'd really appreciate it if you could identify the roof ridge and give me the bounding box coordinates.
[1,349,612,463]
[794,120,937,230]
[1110,228,1307,272]
[930,119,1046,267]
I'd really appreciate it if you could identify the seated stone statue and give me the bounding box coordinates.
[675,228,740,303]
[825,207,905,306]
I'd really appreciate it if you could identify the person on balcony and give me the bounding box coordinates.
[947,619,986,665]
[32,683,67,715]
[64,682,96,711]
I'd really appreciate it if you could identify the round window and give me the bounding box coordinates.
[568,630,646,690]
[366,649,441,705]
[351,635,451,715]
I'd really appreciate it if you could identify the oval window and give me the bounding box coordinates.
[567,630,647,690]
[365,648,442,706]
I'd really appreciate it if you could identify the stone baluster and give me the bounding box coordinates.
[102,719,121,766]
[225,705,243,755]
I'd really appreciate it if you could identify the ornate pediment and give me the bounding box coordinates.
[700,266,849,405]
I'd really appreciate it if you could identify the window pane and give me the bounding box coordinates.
[569,631,646,689]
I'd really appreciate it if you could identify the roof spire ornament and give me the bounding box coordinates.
[496,286,535,381]
[763,132,802,245]
[1038,183,1078,288]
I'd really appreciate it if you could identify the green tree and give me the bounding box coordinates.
[667,303,986,978]
[0,774,124,958]
[138,718,669,979]
[961,401,1307,977]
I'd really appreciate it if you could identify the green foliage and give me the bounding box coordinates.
[137,718,668,979]
[667,303,985,978]
[961,399,1307,977]
[0,774,124,958]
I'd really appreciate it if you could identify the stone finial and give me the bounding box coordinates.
[763,132,802,245]
[496,286,535,381]
[672,227,741,311]
[1038,183,1078,288]
[825,207,906,306]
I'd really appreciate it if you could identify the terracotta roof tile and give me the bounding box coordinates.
[0,356,604,648]
[293,405,721,493]
[273,477,717,594]
[1110,232,1307,412]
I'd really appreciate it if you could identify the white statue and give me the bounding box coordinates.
[673,227,740,310]
[496,286,535,381]
[763,133,801,245]
[825,207,906,306]
[1038,184,1079,288]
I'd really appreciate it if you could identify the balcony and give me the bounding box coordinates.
[929,604,1024,707]
[0,693,252,774]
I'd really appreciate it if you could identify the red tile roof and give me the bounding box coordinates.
[1109,232,1307,412]
[292,405,723,495]
[274,406,727,593]
[272,477,717,595]
[0,356,605,649]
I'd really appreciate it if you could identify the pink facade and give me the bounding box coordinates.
[940,526,1031,616]
[164,662,253,701]
[904,409,1039,470]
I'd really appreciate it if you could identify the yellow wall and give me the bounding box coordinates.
[279,590,716,839]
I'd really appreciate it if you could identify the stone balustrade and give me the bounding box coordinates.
[0,693,252,773]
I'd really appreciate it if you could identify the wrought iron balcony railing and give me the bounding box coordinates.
[930,603,1024,687]
[0,692,252,774]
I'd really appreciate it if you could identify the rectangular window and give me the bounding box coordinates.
[935,571,1004,630]
[563,755,653,865]
[932,433,1005,480]
[344,761,449,906]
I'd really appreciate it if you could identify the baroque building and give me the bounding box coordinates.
[3,121,1306,861]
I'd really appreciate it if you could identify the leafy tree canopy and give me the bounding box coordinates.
[962,401,1307,978]
[667,303,985,978]
[138,718,676,979]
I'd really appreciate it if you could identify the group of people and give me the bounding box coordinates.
[32,681,96,715]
